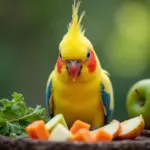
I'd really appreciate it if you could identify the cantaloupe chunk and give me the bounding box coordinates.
[70,120,90,134]
[90,120,121,141]
[26,120,50,140]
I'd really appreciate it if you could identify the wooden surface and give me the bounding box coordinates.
[0,130,150,150]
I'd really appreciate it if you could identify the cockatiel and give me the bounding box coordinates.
[46,0,114,129]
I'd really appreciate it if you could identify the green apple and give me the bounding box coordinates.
[45,114,68,133]
[126,79,150,129]
[49,124,73,141]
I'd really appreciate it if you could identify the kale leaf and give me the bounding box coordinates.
[0,92,48,138]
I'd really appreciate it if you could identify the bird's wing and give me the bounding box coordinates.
[46,71,54,118]
[100,69,114,124]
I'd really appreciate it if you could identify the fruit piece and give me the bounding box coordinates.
[90,120,121,139]
[46,114,68,132]
[94,129,113,141]
[49,124,73,141]
[126,79,150,129]
[73,129,94,142]
[70,120,90,134]
[26,124,38,139]
[117,115,145,139]
[26,120,50,140]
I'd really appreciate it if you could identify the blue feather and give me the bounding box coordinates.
[101,84,113,124]
[46,79,53,118]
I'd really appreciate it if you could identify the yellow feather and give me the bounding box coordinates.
[59,0,93,59]
[46,0,114,129]
[68,0,85,35]
[52,72,105,128]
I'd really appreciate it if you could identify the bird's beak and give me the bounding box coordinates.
[66,60,81,81]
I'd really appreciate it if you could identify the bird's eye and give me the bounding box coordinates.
[86,51,91,60]
[59,53,62,60]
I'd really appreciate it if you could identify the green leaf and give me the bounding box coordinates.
[16,132,28,138]
[8,122,22,135]
[25,105,47,123]
[0,118,7,125]
[0,99,10,107]
[0,92,26,120]
[12,101,26,116]
[3,106,18,120]
[0,92,48,138]
[2,122,10,135]
[26,107,34,114]
[12,92,24,103]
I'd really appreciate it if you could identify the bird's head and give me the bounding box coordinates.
[55,1,101,82]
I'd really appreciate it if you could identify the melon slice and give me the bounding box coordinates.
[117,115,145,139]
[70,120,90,134]
[49,124,73,141]
[46,114,68,133]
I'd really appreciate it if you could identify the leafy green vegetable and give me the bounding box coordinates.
[0,92,48,138]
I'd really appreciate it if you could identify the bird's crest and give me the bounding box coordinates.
[68,0,85,35]
[59,0,93,53]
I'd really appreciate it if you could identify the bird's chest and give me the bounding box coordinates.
[53,79,100,105]
[52,79,102,125]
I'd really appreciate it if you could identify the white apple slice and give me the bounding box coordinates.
[49,124,73,141]
[46,114,68,133]
[90,120,121,139]
[117,115,145,139]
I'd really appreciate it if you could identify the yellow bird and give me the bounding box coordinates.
[46,0,114,129]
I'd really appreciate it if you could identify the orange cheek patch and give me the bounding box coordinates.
[88,51,97,73]
[56,56,63,74]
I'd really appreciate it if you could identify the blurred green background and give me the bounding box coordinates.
[0,0,149,121]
